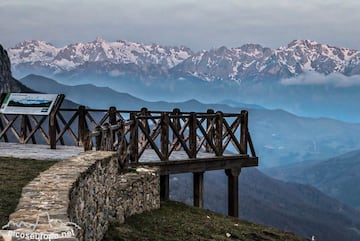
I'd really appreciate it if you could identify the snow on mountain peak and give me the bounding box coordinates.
[9,38,194,72]
[9,40,59,65]
[7,39,360,83]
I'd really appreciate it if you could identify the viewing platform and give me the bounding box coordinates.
[0,93,258,217]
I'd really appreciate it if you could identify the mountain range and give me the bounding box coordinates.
[8,38,360,83]
[8,38,360,123]
[20,74,360,169]
[3,45,360,240]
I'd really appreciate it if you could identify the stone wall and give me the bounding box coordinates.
[0,152,160,241]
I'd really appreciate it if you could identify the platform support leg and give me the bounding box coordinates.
[160,175,170,201]
[193,172,204,208]
[225,168,241,217]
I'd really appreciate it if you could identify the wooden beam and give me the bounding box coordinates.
[129,155,258,175]
[193,172,204,208]
[225,168,241,217]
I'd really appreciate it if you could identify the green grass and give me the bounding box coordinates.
[103,201,306,241]
[0,157,58,227]
[0,158,306,240]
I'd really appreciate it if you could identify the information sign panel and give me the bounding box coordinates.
[0,93,58,115]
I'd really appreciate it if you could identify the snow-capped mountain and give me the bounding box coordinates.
[7,38,360,82]
[8,37,193,79]
[172,40,360,82]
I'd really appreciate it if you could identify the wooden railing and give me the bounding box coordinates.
[0,106,256,164]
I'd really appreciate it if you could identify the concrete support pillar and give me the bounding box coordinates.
[225,168,241,217]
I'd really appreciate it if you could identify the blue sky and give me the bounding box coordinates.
[1,0,360,50]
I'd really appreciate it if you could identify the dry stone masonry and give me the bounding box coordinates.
[0,152,160,241]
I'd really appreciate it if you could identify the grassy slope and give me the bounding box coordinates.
[103,201,306,241]
[0,157,305,240]
[0,157,58,227]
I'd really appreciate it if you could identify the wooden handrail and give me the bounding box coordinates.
[0,106,257,166]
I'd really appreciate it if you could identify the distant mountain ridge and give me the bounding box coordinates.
[20,74,360,168]
[9,38,193,80]
[265,149,360,210]
[8,38,360,82]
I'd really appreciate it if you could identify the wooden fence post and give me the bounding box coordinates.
[189,112,197,158]
[95,125,102,151]
[139,107,150,148]
[240,110,248,155]
[109,106,117,144]
[78,105,89,146]
[206,109,215,153]
[215,111,223,156]
[20,115,27,144]
[129,112,138,163]
[160,112,170,202]
[49,94,65,149]
[172,108,182,151]
[161,112,169,161]
[117,120,128,169]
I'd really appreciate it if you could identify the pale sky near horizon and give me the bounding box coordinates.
[1,0,360,50]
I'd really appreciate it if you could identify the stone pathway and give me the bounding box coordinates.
[0,142,84,160]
